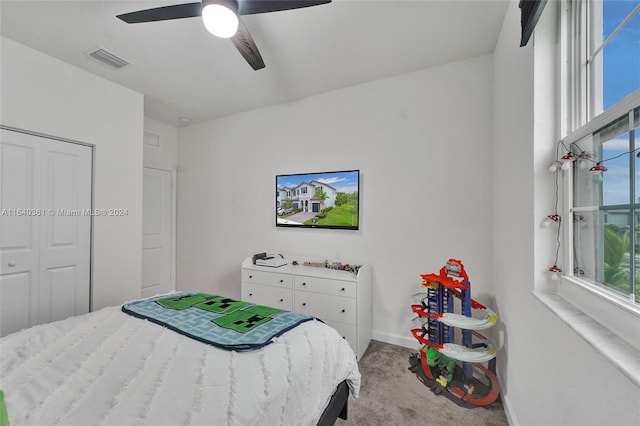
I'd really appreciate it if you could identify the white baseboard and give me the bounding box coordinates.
[372,329,418,350]
[498,374,517,425]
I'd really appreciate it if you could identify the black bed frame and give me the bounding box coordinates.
[316,380,349,425]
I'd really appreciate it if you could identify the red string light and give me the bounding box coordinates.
[589,162,607,173]
[548,265,562,273]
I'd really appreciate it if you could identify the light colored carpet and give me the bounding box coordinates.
[337,340,510,426]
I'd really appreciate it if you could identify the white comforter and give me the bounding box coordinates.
[0,305,360,426]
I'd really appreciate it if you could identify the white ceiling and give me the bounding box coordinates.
[1,0,509,126]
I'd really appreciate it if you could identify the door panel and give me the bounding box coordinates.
[47,150,81,246]
[142,167,173,298]
[0,272,33,335]
[39,138,91,323]
[46,265,78,323]
[1,143,37,251]
[141,247,162,291]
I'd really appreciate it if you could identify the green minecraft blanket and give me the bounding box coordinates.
[122,292,315,351]
[0,390,8,426]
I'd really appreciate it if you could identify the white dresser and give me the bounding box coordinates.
[241,257,371,359]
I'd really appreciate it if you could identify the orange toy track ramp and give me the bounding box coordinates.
[420,273,469,290]
[447,363,501,406]
[408,352,501,407]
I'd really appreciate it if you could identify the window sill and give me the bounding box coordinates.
[533,291,640,387]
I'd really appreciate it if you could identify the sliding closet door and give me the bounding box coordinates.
[0,129,92,336]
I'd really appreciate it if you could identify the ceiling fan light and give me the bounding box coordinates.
[202,4,238,38]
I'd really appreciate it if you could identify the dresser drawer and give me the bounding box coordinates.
[243,269,293,289]
[294,275,356,298]
[294,291,357,325]
[242,282,292,311]
[324,320,357,352]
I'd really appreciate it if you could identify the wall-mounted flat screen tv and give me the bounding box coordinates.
[276,169,359,230]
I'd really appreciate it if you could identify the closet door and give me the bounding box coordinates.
[1,129,92,336]
[1,132,40,335]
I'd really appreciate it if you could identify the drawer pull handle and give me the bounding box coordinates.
[249,293,253,297]
[302,282,306,286]
[341,309,346,313]
[249,275,253,279]
[341,287,345,291]
[280,298,284,302]
[302,302,307,307]
[279,279,284,283]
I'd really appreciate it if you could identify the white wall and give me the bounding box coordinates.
[177,54,495,348]
[143,117,178,170]
[493,2,639,425]
[1,37,144,309]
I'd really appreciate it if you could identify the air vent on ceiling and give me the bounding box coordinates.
[89,48,130,69]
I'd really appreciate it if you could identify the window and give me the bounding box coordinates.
[568,1,640,130]
[590,1,640,115]
[572,108,640,303]
[564,1,640,306]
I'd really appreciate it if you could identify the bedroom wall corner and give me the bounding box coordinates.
[1,36,144,309]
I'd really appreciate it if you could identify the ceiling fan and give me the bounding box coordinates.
[116,0,331,70]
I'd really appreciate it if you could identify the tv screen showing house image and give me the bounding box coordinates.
[276,170,360,230]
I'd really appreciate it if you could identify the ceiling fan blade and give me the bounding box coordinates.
[117,3,203,24]
[238,0,331,16]
[230,16,265,70]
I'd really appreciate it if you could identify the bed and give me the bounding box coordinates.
[0,292,361,426]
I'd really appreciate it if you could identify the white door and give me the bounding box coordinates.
[141,167,174,298]
[1,129,92,336]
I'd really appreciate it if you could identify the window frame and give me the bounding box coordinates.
[565,0,640,133]
[558,0,640,351]
[568,107,639,299]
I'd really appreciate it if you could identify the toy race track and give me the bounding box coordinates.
[408,349,501,408]
[408,258,501,408]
